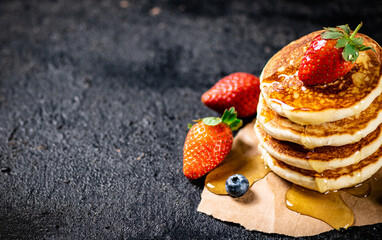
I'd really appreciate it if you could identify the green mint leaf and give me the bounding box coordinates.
[337,24,351,35]
[321,31,343,40]
[343,43,358,62]
[203,117,222,126]
[336,38,348,48]
[352,37,364,46]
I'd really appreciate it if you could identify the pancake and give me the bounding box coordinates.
[260,31,382,125]
[255,121,382,172]
[257,93,382,148]
[259,145,382,193]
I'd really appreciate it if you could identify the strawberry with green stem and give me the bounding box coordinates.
[298,22,375,85]
[183,107,242,179]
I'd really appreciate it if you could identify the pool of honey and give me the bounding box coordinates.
[205,154,270,195]
[204,121,382,229]
[286,180,374,230]
[343,181,371,197]
[286,184,354,229]
[205,144,379,230]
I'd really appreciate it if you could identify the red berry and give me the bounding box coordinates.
[298,23,375,85]
[201,72,260,118]
[183,108,242,179]
[298,35,354,85]
[183,121,233,179]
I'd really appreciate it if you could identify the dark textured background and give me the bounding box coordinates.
[1,0,382,239]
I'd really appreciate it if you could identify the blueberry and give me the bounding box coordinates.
[225,174,249,198]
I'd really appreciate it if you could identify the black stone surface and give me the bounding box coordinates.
[1,0,382,239]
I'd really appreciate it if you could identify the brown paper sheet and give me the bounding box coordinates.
[197,122,382,237]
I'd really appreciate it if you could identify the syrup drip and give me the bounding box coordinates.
[308,160,328,173]
[369,176,382,205]
[204,121,382,229]
[301,125,315,149]
[205,155,270,195]
[286,184,354,229]
[343,181,371,198]
[268,98,295,111]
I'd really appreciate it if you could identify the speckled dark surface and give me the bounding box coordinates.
[1,0,382,239]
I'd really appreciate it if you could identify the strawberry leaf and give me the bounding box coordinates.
[321,31,344,40]
[337,24,351,35]
[203,117,222,126]
[230,119,243,132]
[221,107,234,123]
[227,112,238,125]
[324,27,340,32]
[343,43,358,62]
[359,45,375,52]
[352,37,364,46]
[220,107,242,131]
[321,22,375,62]
[336,38,348,48]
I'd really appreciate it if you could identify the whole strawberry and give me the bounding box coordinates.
[298,22,375,85]
[201,72,260,118]
[183,107,242,179]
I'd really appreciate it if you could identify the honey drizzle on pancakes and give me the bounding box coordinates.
[253,30,382,230]
[255,121,382,172]
[204,122,382,229]
[205,141,379,229]
[272,147,381,180]
[262,63,378,112]
[260,32,382,113]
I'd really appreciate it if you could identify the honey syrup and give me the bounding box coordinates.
[205,155,270,195]
[343,181,371,197]
[286,184,354,229]
[204,121,382,229]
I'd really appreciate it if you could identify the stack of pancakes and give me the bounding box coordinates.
[254,31,382,193]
